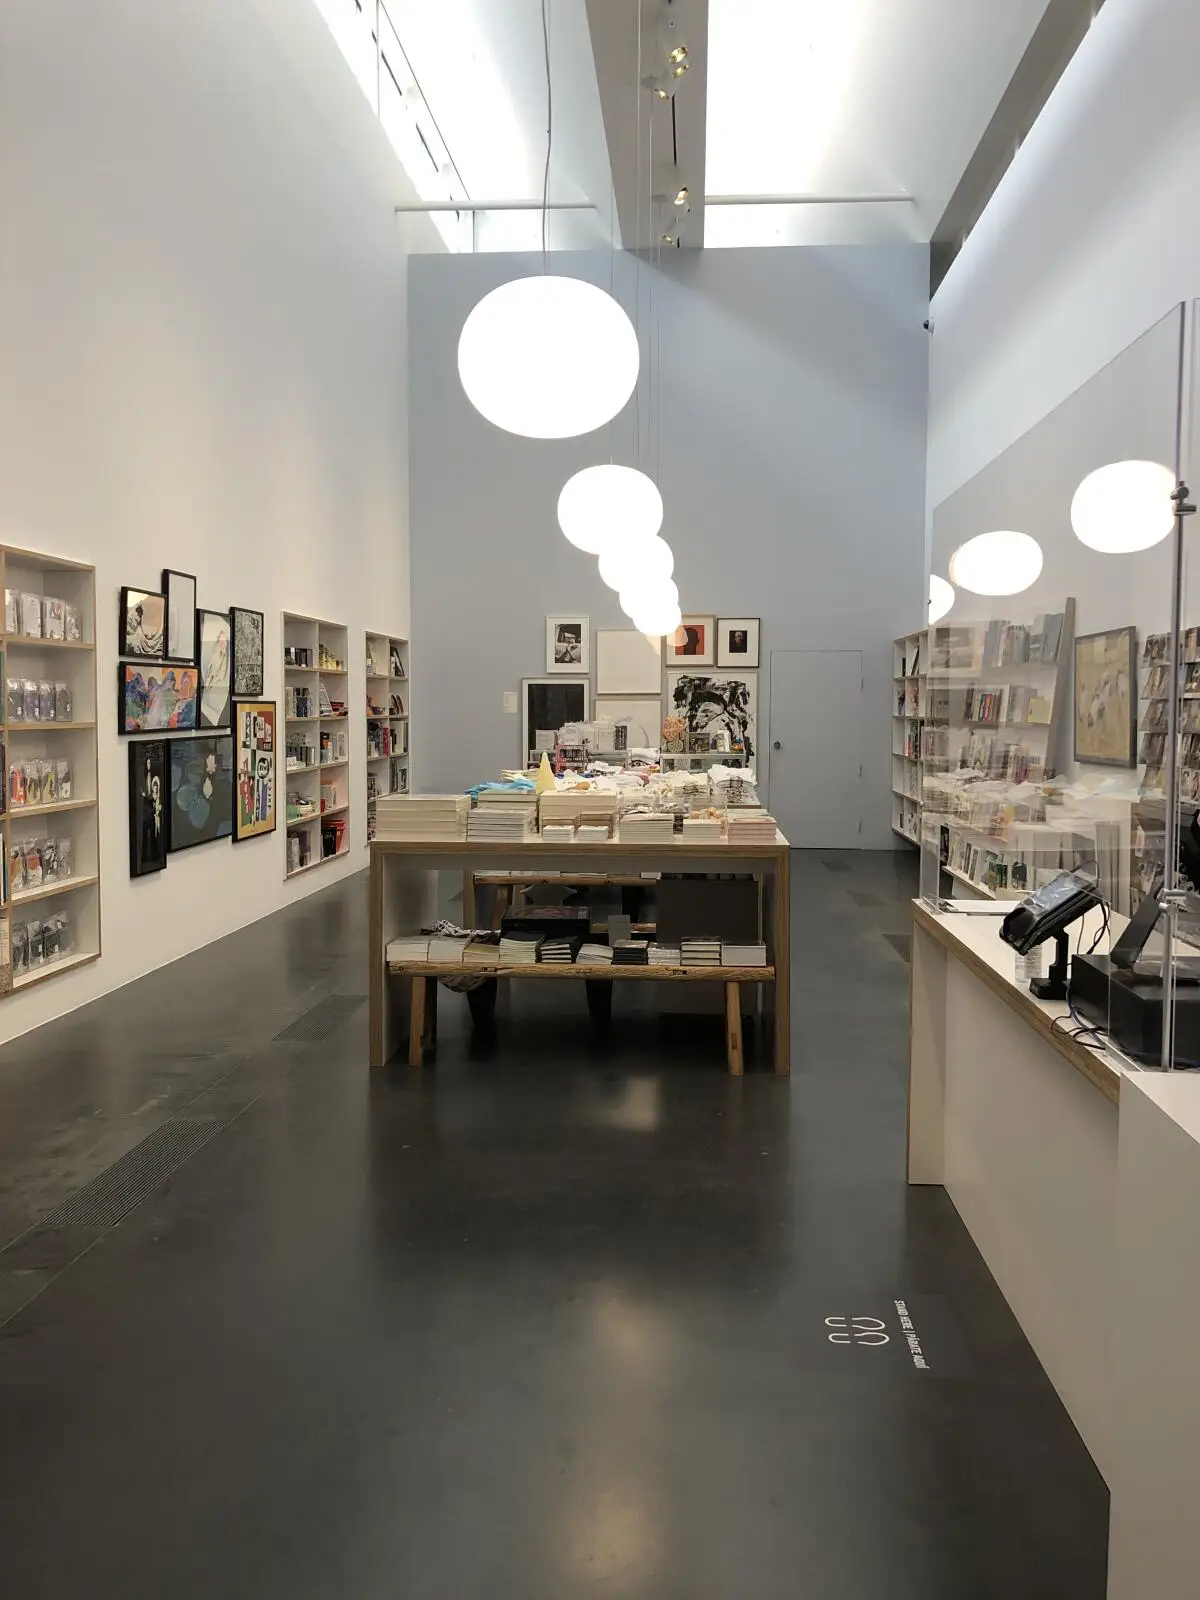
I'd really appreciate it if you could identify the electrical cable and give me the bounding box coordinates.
[540,0,552,266]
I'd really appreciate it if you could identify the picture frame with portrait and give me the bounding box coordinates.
[666,615,714,666]
[717,617,760,668]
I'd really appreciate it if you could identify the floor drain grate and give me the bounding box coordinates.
[39,1118,228,1232]
[821,860,853,874]
[883,932,912,963]
[273,993,366,1044]
[848,890,883,908]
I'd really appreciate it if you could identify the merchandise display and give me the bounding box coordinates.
[283,613,351,877]
[365,632,409,844]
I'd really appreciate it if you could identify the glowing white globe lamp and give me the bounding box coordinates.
[929,575,955,625]
[557,465,663,554]
[628,593,682,638]
[458,276,640,439]
[1070,459,1176,553]
[620,578,678,620]
[948,530,1043,596]
[598,535,675,593]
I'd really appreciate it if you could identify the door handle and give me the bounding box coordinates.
[773,741,782,751]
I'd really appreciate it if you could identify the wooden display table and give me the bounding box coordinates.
[369,833,791,1074]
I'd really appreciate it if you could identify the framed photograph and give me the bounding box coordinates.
[119,661,198,733]
[120,586,165,660]
[595,628,661,694]
[197,608,232,729]
[230,606,264,697]
[232,700,277,841]
[161,569,197,664]
[168,735,234,852]
[1074,626,1137,767]
[666,615,715,666]
[129,739,168,877]
[717,617,760,669]
[546,615,589,673]
[666,670,757,761]
[522,678,589,764]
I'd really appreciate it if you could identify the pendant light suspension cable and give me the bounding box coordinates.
[540,0,552,266]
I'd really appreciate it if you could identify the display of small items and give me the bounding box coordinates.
[285,685,314,718]
[6,678,72,723]
[285,733,317,771]
[5,589,83,642]
[283,644,314,668]
[318,642,344,671]
[12,911,74,979]
[9,757,72,809]
[10,834,75,896]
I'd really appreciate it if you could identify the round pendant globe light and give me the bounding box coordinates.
[929,575,955,625]
[1070,459,1176,553]
[598,535,674,593]
[948,530,1043,596]
[458,276,640,439]
[620,578,678,621]
[557,464,663,554]
[628,593,682,638]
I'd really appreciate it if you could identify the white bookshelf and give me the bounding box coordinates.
[282,612,350,879]
[891,630,925,846]
[365,632,408,844]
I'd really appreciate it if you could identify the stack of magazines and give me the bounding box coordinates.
[540,935,583,964]
[725,812,779,844]
[648,943,681,967]
[467,797,538,841]
[612,939,649,966]
[680,937,722,967]
[619,810,675,842]
[463,933,502,966]
[577,942,613,965]
[498,932,543,964]
[386,934,429,963]
[374,794,470,841]
[721,941,767,967]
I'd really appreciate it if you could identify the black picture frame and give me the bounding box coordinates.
[196,608,232,730]
[119,660,199,734]
[1074,626,1138,768]
[230,607,264,697]
[161,569,198,665]
[167,734,234,852]
[119,586,166,660]
[521,678,589,764]
[129,739,169,876]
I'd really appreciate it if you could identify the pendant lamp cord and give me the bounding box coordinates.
[541,0,552,267]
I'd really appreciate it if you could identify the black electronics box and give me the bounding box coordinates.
[1072,953,1200,1067]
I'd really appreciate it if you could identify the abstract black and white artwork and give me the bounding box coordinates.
[546,615,589,673]
[120,587,165,659]
[666,670,757,760]
[230,607,264,697]
[129,739,168,876]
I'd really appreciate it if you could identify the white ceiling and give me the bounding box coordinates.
[704,0,1053,246]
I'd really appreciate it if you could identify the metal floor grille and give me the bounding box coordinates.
[883,932,912,963]
[273,993,366,1044]
[821,859,852,874]
[40,1118,227,1232]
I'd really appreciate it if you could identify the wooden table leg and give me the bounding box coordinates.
[408,975,427,1067]
[585,979,613,1025]
[725,982,745,1076]
[466,978,498,1027]
[771,848,791,1075]
[425,977,438,1053]
[462,870,477,932]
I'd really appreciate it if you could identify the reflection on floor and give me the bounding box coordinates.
[0,853,1107,1598]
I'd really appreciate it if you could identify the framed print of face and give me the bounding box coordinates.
[522,678,589,764]
[666,615,714,666]
[233,699,276,841]
[168,735,234,851]
[120,587,166,659]
[197,608,232,729]
[666,669,757,761]
[230,607,264,697]
[1074,626,1137,767]
[129,739,168,876]
[546,615,590,673]
[120,662,198,733]
[717,617,760,669]
[161,569,197,664]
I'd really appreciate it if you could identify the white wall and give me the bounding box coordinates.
[408,246,929,847]
[928,0,1200,508]
[0,0,439,1041]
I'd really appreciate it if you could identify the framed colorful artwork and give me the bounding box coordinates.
[167,735,234,851]
[119,662,198,733]
[232,699,276,841]
[120,586,165,660]
[716,617,760,669]
[230,606,264,697]
[666,615,715,666]
[161,569,197,664]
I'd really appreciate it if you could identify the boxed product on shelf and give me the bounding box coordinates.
[9,757,72,809]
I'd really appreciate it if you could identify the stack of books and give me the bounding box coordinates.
[539,791,620,831]
[725,812,779,844]
[386,934,430,964]
[576,822,611,843]
[648,943,681,967]
[612,939,649,966]
[619,810,675,842]
[498,932,543,964]
[463,933,502,966]
[374,794,470,841]
[428,935,469,964]
[540,935,583,964]
[467,799,537,841]
[721,941,767,967]
[681,812,725,841]
[680,937,723,967]
[540,823,576,843]
[577,941,613,965]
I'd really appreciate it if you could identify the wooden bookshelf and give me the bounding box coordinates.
[282,612,350,879]
[365,632,409,845]
[1,546,100,991]
[891,629,926,846]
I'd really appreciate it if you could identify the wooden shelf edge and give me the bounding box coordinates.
[387,962,775,981]
[11,948,100,992]
[10,873,99,908]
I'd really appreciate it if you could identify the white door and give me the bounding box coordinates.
[768,650,864,847]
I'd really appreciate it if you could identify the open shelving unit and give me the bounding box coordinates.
[2,547,100,992]
[891,629,926,845]
[282,612,351,879]
[365,632,408,845]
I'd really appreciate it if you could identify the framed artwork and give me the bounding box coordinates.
[717,616,760,669]
[197,608,232,729]
[666,615,715,666]
[522,678,589,763]
[595,628,661,694]
[1074,626,1137,767]
[168,735,234,851]
[232,700,277,841]
[161,569,197,664]
[128,739,168,877]
[666,670,757,761]
[120,661,198,733]
[546,615,589,673]
[120,586,165,660]
[230,606,264,697]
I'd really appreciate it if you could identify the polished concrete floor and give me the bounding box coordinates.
[0,853,1107,1597]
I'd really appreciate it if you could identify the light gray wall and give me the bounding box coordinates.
[408,246,929,847]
